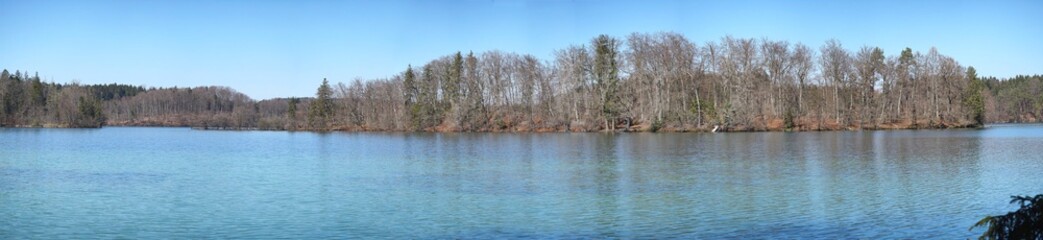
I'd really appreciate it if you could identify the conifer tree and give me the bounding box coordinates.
[308,78,334,129]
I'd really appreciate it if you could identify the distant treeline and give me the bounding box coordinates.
[1,33,1040,131]
[0,70,108,128]
[983,75,1043,123]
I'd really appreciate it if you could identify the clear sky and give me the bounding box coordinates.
[1,0,1040,99]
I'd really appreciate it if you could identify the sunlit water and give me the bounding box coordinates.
[2,125,1042,238]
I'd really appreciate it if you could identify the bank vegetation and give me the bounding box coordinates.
[3,33,1041,132]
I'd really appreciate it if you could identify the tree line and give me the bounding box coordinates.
[982,74,1043,123]
[299,33,992,132]
[2,32,1039,131]
[0,70,108,127]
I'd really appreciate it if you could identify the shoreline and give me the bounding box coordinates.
[4,120,990,133]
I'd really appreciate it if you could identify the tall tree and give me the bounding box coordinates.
[445,52,463,105]
[792,43,814,114]
[308,78,334,129]
[554,45,591,126]
[897,47,917,123]
[402,66,420,130]
[592,34,623,131]
[964,66,985,127]
[417,64,441,130]
[286,97,299,129]
[461,52,485,130]
[444,52,464,128]
[819,39,851,125]
[853,46,885,126]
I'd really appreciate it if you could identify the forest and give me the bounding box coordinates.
[2,33,1041,132]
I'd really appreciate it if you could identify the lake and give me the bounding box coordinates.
[2,125,1042,238]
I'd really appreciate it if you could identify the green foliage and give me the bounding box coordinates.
[412,65,443,130]
[784,109,795,130]
[75,95,105,127]
[899,47,915,66]
[963,66,985,127]
[403,65,417,106]
[400,64,446,131]
[29,77,45,106]
[287,97,299,120]
[409,104,423,130]
[983,75,1043,123]
[402,66,421,130]
[307,78,335,129]
[866,47,885,86]
[87,83,146,101]
[593,34,622,129]
[1,72,26,122]
[444,52,463,106]
[4,33,1036,132]
[971,194,1043,240]
[650,118,663,132]
[690,98,717,125]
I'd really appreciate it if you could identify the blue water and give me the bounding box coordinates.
[2,125,1042,238]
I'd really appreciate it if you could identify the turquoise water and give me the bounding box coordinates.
[2,125,1042,238]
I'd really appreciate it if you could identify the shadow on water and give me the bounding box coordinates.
[591,135,620,238]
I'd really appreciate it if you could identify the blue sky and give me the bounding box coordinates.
[1,0,1040,99]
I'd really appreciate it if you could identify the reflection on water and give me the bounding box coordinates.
[1,125,1042,238]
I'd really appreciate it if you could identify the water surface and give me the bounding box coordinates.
[2,125,1042,238]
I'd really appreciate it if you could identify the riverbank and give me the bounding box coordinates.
[93,116,985,133]
[0,123,102,129]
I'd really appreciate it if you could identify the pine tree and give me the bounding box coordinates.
[445,52,463,107]
[76,95,105,127]
[308,78,334,129]
[593,35,622,131]
[964,66,986,127]
[287,97,299,120]
[403,66,420,130]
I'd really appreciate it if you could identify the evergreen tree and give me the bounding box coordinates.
[29,75,45,107]
[287,97,299,120]
[964,66,986,127]
[403,66,420,130]
[415,64,441,130]
[76,95,105,127]
[973,194,1043,240]
[444,52,463,107]
[592,34,622,131]
[308,78,334,129]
